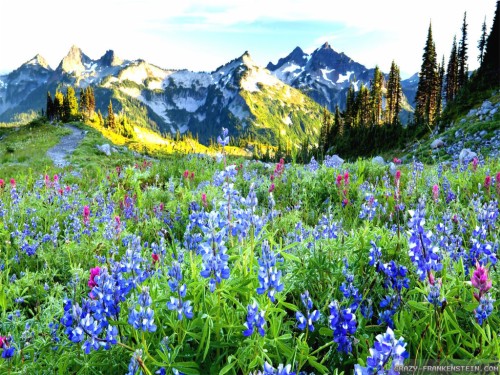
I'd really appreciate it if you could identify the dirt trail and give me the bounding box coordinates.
[46,124,86,167]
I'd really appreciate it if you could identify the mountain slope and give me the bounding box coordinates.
[1,47,325,147]
[267,42,418,115]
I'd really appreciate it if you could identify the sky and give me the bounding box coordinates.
[0,0,496,79]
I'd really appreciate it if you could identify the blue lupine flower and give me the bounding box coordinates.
[198,211,230,292]
[251,362,296,375]
[257,241,284,303]
[407,207,443,281]
[354,327,409,375]
[427,283,445,308]
[166,261,193,320]
[296,291,320,332]
[308,157,319,172]
[475,294,495,325]
[217,127,229,147]
[340,259,362,311]
[329,300,357,354]
[128,287,156,332]
[126,349,143,375]
[243,301,266,337]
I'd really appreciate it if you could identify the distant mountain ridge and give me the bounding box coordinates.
[266,42,418,113]
[0,44,418,146]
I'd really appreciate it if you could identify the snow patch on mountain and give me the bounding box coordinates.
[337,71,354,84]
[172,95,205,113]
[283,115,292,126]
[321,69,336,85]
[241,66,280,92]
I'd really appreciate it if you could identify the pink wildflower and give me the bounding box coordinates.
[83,206,90,225]
[88,267,101,288]
[471,262,492,301]
[10,178,16,188]
[432,184,439,201]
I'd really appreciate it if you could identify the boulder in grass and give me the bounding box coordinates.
[372,156,385,165]
[458,148,477,164]
[97,144,112,156]
[430,138,445,149]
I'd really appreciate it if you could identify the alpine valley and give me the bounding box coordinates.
[0,43,418,146]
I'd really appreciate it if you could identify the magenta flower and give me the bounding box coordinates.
[83,206,90,225]
[88,267,101,288]
[10,178,16,188]
[432,184,439,201]
[269,183,275,193]
[471,262,492,301]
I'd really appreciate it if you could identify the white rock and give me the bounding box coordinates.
[372,156,385,165]
[328,154,344,166]
[459,148,477,164]
[389,162,397,176]
[97,144,112,156]
[430,138,445,149]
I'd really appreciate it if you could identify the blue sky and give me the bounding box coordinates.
[0,0,496,78]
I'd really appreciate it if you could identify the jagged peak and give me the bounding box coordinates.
[57,45,91,74]
[24,54,51,70]
[99,50,123,67]
[321,41,331,49]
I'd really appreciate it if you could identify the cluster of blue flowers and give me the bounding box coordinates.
[328,300,357,354]
[167,261,193,320]
[295,291,320,332]
[354,327,409,374]
[242,301,267,337]
[407,205,443,281]
[128,287,156,332]
[250,362,296,375]
[61,235,151,353]
[257,240,284,302]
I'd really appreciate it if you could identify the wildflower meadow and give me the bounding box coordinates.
[0,129,498,374]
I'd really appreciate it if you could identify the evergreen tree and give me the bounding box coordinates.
[478,17,488,64]
[79,88,89,117]
[54,91,64,121]
[62,86,78,121]
[478,1,499,86]
[106,100,115,130]
[344,85,356,128]
[46,92,54,121]
[457,12,468,89]
[369,66,384,125]
[356,85,371,128]
[445,36,459,103]
[386,60,402,125]
[436,56,445,116]
[97,110,104,127]
[319,107,331,154]
[87,86,95,116]
[415,23,439,126]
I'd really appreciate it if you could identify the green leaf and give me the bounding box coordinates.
[219,360,237,375]
[407,300,430,312]
[172,361,200,375]
[319,327,333,337]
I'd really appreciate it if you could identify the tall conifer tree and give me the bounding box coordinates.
[445,36,459,103]
[457,12,468,88]
[415,23,439,126]
[477,17,488,64]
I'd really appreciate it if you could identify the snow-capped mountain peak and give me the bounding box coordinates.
[24,54,51,70]
[57,45,92,75]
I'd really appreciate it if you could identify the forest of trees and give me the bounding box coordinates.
[46,86,135,139]
[314,1,499,160]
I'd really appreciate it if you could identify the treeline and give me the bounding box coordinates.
[316,61,406,158]
[315,3,499,160]
[45,86,135,139]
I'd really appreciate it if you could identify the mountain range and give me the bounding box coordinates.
[0,44,418,146]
